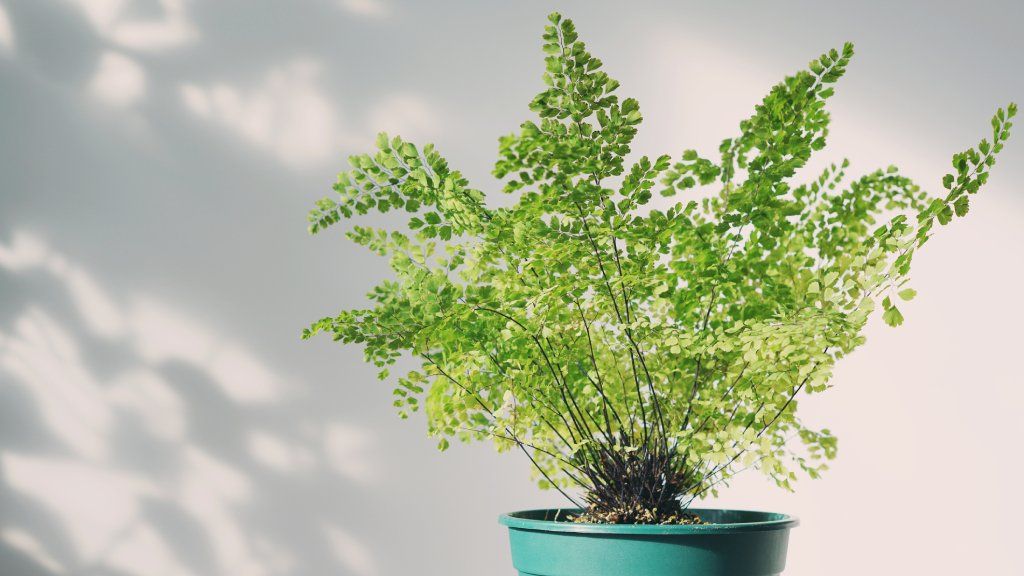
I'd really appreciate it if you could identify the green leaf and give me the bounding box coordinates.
[953,195,969,217]
[883,305,905,327]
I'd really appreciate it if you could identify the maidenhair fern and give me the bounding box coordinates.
[304,13,1014,522]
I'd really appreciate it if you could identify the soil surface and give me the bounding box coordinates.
[568,507,707,525]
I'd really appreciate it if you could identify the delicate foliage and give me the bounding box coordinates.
[304,13,1015,517]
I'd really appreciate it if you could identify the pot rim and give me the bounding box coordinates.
[499,508,798,535]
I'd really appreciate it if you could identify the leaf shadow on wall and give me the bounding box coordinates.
[0,232,382,576]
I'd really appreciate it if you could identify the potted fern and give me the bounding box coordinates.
[304,12,1014,576]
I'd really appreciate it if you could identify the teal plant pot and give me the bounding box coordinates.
[500,508,798,576]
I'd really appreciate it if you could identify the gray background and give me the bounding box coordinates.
[1,1,1022,575]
